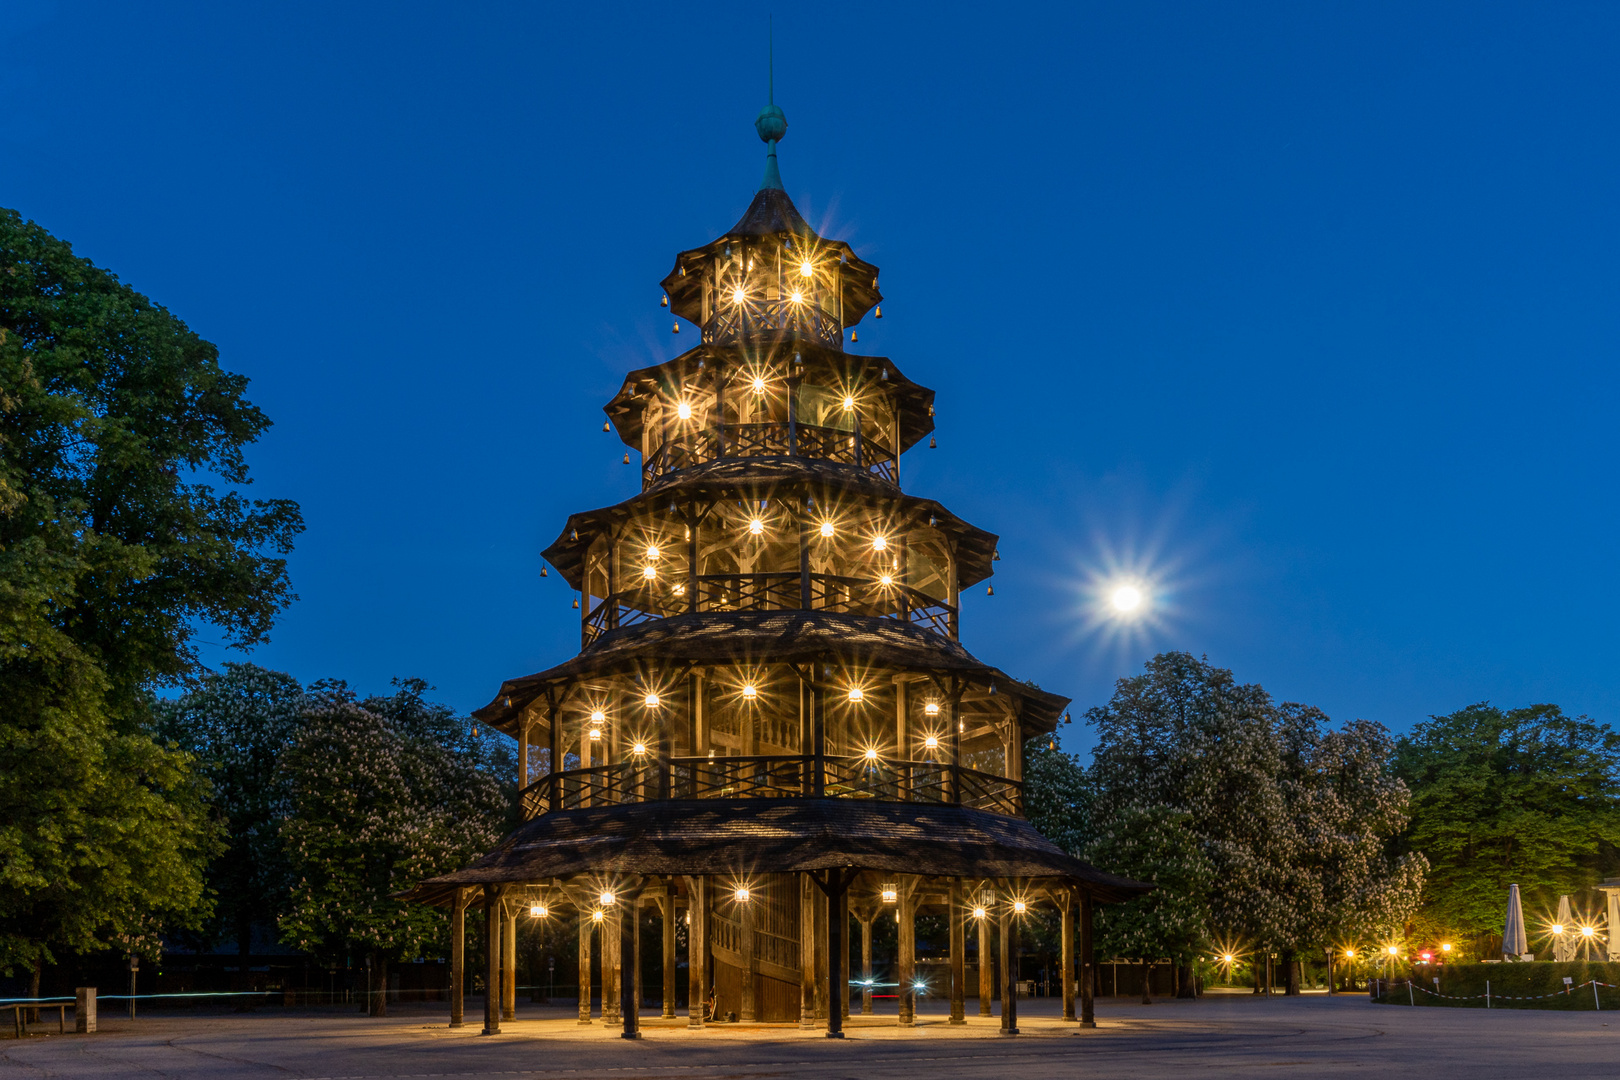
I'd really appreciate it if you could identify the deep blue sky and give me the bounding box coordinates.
[4,2,1616,753]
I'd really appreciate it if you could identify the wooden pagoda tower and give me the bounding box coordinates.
[407,94,1148,1038]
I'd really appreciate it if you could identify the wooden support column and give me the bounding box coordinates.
[897,885,916,1026]
[482,886,502,1036]
[1062,889,1077,1021]
[620,882,645,1040]
[1080,889,1096,1027]
[999,905,1019,1035]
[948,699,962,804]
[840,893,851,1020]
[686,876,708,1028]
[949,880,966,1024]
[450,888,468,1028]
[978,899,994,1016]
[661,893,677,1018]
[861,914,875,1014]
[577,912,594,1024]
[813,881,827,1020]
[603,906,621,1023]
[800,875,817,1027]
[502,901,518,1020]
[518,716,530,789]
[819,869,857,1039]
[740,886,757,1022]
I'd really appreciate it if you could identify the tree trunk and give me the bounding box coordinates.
[1177,962,1197,999]
[1282,949,1300,996]
[1140,958,1152,1004]
[368,953,388,1017]
[29,956,43,1024]
[236,921,254,1011]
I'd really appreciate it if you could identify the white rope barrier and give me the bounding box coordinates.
[1387,979,1618,1006]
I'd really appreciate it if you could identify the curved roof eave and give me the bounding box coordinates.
[472,609,1065,734]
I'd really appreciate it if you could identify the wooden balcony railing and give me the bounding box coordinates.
[582,571,957,646]
[643,421,896,485]
[702,298,843,349]
[518,754,1022,820]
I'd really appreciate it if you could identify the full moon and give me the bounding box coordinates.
[1110,585,1143,613]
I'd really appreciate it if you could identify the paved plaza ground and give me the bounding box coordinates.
[3,994,1615,1079]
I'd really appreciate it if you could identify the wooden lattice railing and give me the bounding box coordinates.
[642,422,895,485]
[583,571,956,646]
[517,754,1022,820]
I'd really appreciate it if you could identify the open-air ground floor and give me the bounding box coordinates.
[4,993,1618,1079]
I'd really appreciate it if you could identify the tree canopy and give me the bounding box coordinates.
[1,208,300,977]
[1396,702,1620,951]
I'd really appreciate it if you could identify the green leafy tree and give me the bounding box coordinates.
[278,680,511,1015]
[1,208,298,985]
[1396,703,1620,954]
[153,664,307,969]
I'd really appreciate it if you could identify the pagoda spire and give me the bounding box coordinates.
[754,21,787,191]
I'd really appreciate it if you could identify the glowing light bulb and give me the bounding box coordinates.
[799,260,813,277]
[790,290,803,303]
[972,907,986,919]
[924,702,940,716]
[735,887,751,903]
[588,728,601,740]
[1583,926,1595,937]
[843,396,855,411]
[864,747,878,761]
[1442,943,1452,952]
[924,735,939,750]
[1111,584,1142,612]
[871,536,888,552]
[1222,954,1234,964]
[677,401,692,420]
[742,684,757,700]
[732,286,745,303]
[646,545,660,560]
[643,564,657,580]
[600,891,615,906]
[632,742,646,756]
[881,887,898,903]
[1013,901,1027,914]
[847,687,864,702]
[820,521,835,538]
[530,904,547,918]
[880,574,893,586]
[592,910,604,921]
[1345,950,1356,959]
[1387,945,1399,956]
[752,376,766,394]
[644,693,660,708]
[749,518,765,535]
[590,710,605,725]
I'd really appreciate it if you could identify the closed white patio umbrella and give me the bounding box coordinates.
[1503,884,1528,960]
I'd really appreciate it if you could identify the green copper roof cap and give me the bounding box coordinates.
[754,19,787,191]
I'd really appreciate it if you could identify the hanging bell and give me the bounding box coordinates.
[571,528,579,541]
[503,696,512,708]
[603,421,611,433]
[850,330,858,342]
[623,453,631,465]
[989,681,997,694]
[875,306,883,319]
[880,367,888,380]
[987,584,994,596]
[661,294,669,308]
[1049,739,1057,752]
[994,552,1001,562]
[1063,712,1072,725]
[929,436,937,449]
[572,596,580,609]
[928,513,936,527]
[540,566,549,577]
[471,724,480,739]
[672,321,680,334]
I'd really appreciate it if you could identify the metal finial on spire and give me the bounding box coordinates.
[755,17,787,191]
[768,15,774,105]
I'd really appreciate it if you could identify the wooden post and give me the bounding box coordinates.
[740,886,757,1021]
[1326,950,1336,996]
[1001,906,1019,1035]
[1061,889,1076,1021]
[603,906,621,1024]
[949,879,966,1024]
[482,886,502,1035]
[978,902,994,1016]
[861,914,875,1014]
[897,886,916,1026]
[502,901,518,1021]
[686,876,707,1028]
[839,891,851,1020]
[450,888,467,1028]
[1080,890,1096,1027]
[577,912,594,1024]
[823,870,853,1039]
[813,881,827,1020]
[661,894,677,1018]
[621,885,643,1040]
[894,678,909,799]
[800,875,817,1027]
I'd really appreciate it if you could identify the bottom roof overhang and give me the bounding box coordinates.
[401,798,1151,907]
